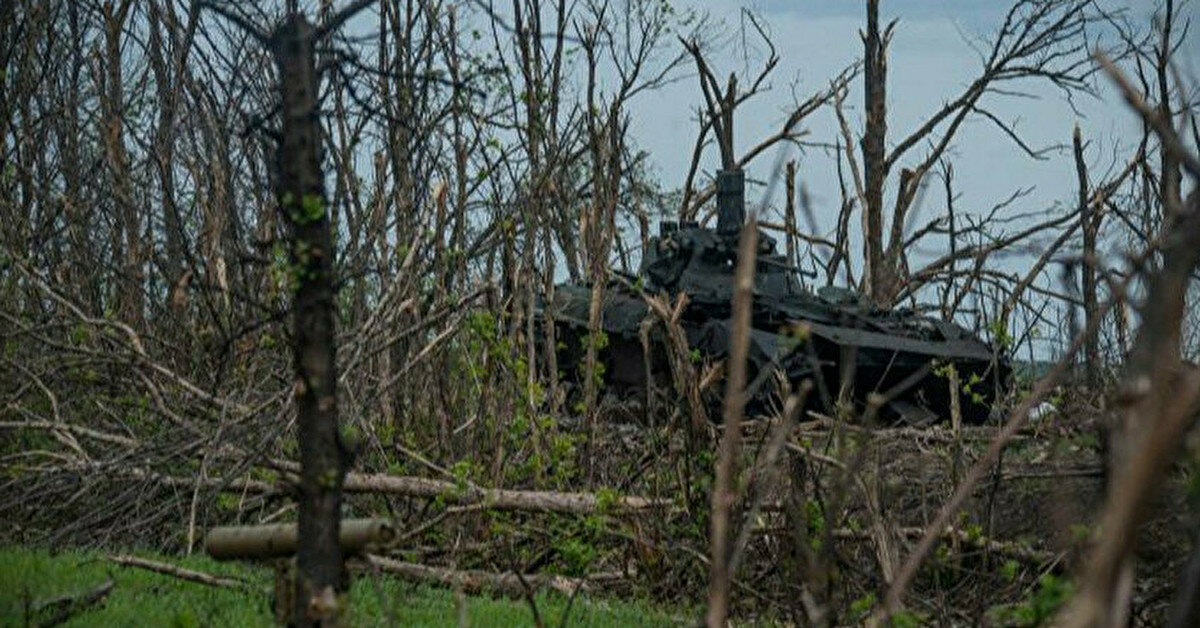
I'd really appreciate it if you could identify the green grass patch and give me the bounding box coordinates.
[0,546,689,627]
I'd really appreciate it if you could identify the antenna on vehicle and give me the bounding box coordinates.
[716,169,745,235]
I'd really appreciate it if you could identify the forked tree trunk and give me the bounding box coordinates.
[273,14,348,626]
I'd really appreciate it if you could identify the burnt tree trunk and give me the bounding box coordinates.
[273,14,348,626]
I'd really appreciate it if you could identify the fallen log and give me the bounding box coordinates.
[262,460,670,514]
[363,555,592,597]
[97,466,279,495]
[917,526,1061,564]
[338,473,670,515]
[108,463,669,516]
[848,527,1060,564]
[749,525,1060,564]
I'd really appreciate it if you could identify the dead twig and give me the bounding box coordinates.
[876,242,1142,623]
[707,216,758,627]
[105,554,252,590]
[337,473,670,515]
[34,580,114,628]
[364,555,592,597]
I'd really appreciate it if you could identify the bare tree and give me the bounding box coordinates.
[851,0,1098,308]
[1059,51,1200,626]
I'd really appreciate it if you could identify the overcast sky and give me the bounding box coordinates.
[332,0,1195,307]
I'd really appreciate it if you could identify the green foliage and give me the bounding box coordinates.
[547,431,578,485]
[1073,432,1098,451]
[595,486,620,515]
[269,242,299,296]
[281,436,299,459]
[340,423,363,453]
[450,308,579,486]
[889,609,928,627]
[932,360,952,378]
[933,362,986,406]
[849,592,876,621]
[987,573,1074,627]
[449,459,477,495]
[847,594,925,627]
[250,468,278,484]
[575,330,610,401]
[803,499,826,552]
[962,371,986,406]
[1069,523,1092,543]
[589,330,609,351]
[318,468,339,489]
[1001,559,1021,582]
[555,536,599,577]
[69,323,90,345]
[216,493,240,512]
[1052,431,1099,458]
[0,547,264,627]
[1184,451,1200,500]
[989,318,1013,351]
[281,192,326,226]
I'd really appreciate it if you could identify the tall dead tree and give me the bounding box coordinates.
[861,0,891,302]
[1059,58,1200,626]
[1074,125,1101,384]
[99,0,144,327]
[273,13,349,624]
[147,0,191,307]
[678,17,851,226]
[569,0,686,480]
[851,0,1097,308]
[191,1,378,621]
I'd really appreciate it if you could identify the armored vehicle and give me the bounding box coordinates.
[542,170,1007,424]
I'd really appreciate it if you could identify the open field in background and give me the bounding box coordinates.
[0,547,692,627]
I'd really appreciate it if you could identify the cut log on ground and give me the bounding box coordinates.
[205,518,397,560]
